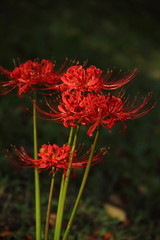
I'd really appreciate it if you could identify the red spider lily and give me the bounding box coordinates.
[83,92,155,136]
[35,90,91,128]
[35,90,155,137]
[13,144,107,174]
[60,65,138,92]
[0,59,65,97]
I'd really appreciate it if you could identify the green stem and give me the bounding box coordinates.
[45,173,55,240]
[54,125,80,240]
[62,129,100,240]
[67,127,74,147]
[33,93,41,240]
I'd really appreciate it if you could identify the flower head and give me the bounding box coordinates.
[83,92,155,136]
[36,90,154,137]
[0,59,63,96]
[60,65,138,92]
[13,143,106,174]
[35,90,91,128]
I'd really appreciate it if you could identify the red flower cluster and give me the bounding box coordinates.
[14,144,106,173]
[0,59,155,136]
[1,59,155,176]
[0,59,62,96]
[37,91,154,136]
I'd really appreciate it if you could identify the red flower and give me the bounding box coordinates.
[13,144,106,173]
[0,59,63,96]
[82,92,155,136]
[36,91,154,137]
[34,90,84,127]
[35,90,93,128]
[60,65,138,92]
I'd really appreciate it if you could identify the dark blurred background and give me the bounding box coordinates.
[0,0,160,239]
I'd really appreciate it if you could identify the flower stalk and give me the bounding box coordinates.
[45,173,55,240]
[54,125,80,240]
[33,93,41,240]
[62,128,100,240]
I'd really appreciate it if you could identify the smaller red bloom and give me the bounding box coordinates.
[13,143,106,174]
[0,59,63,97]
[60,65,138,92]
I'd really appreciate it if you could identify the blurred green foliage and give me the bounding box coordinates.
[0,0,160,239]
